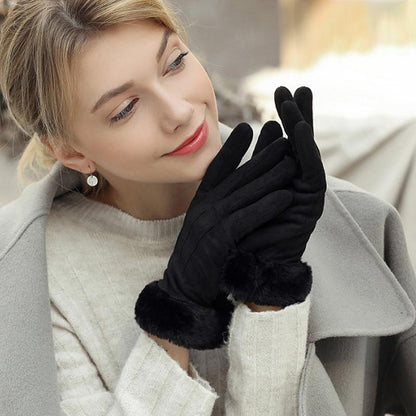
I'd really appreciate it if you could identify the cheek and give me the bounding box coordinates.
[71,118,153,166]
[100,137,155,167]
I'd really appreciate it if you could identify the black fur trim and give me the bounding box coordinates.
[220,249,312,307]
[135,281,234,350]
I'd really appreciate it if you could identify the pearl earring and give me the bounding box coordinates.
[87,165,98,187]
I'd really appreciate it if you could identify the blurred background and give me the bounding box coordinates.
[0,0,415,269]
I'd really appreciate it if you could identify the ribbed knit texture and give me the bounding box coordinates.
[45,190,311,415]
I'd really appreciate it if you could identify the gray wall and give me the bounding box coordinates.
[169,0,280,86]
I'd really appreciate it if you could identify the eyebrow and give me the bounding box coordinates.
[90,28,174,114]
[157,28,174,62]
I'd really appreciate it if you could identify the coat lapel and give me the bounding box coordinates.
[298,187,416,412]
[298,342,348,415]
[304,187,415,342]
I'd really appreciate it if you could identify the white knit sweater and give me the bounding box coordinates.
[45,190,311,416]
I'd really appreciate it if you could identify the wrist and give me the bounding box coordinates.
[245,302,284,312]
[147,333,190,371]
[220,249,312,307]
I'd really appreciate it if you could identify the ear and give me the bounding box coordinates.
[45,138,96,174]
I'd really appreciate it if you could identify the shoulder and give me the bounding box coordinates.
[327,175,365,193]
[326,175,404,254]
[0,163,82,260]
[327,174,398,218]
[0,190,46,261]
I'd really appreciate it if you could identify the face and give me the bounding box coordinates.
[68,20,222,185]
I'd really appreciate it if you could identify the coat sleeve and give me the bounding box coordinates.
[50,303,218,416]
[224,295,311,415]
[375,204,416,415]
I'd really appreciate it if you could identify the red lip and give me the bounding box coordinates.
[170,122,205,153]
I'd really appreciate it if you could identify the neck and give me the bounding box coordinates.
[90,179,201,220]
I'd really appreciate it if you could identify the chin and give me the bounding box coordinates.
[181,146,219,183]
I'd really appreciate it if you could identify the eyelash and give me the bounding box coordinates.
[109,51,189,125]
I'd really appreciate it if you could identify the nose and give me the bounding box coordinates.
[156,88,194,133]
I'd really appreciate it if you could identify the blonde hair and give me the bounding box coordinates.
[0,0,187,194]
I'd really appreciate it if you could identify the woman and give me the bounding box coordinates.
[0,1,415,415]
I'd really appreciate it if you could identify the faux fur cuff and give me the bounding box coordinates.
[135,281,234,350]
[220,249,312,307]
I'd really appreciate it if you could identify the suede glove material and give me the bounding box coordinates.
[135,122,297,349]
[221,87,327,308]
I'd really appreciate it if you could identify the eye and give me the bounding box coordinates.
[110,97,139,125]
[166,51,189,74]
[108,51,189,126]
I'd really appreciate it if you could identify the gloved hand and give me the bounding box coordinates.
[135,122,297,349]
[220,87,326,308]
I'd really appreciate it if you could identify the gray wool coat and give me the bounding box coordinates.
[1,123,415,416]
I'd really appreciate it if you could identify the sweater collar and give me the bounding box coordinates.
[52,190,186,242]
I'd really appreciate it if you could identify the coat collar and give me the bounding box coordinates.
[0,161,80,260]
[219,122,415,342]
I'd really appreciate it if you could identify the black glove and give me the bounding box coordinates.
[135,123,297,349]
[220,87,326,307]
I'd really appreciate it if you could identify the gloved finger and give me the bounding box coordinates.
[228,189,294,241]
[294,87,322,159]
[280,100,304,140]
[223,156,296,213]
[278,99,307,165]
[293,121,326,191]
[214,136,291,199]
[275,87,312,131]
[252,120,284,156]
[198,122,253,193]
[274,86,295,116]
[294,87,313,134]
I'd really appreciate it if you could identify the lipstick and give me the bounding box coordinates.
[165,120,209,156]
